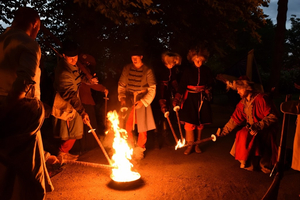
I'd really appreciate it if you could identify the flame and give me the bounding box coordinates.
[175,138,186,150]
[106,110,140,182]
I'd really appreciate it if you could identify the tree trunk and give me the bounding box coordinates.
[269,0,288,92]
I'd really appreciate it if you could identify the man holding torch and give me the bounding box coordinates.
[172,44,214,155]
[118,45,156,160]
[156,51,182,147]
[217,77,278,173]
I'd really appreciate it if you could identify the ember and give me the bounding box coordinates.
[106,110,141,182]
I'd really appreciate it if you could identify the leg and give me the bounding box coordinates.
[184,123,195,155]
[195,125,204,153]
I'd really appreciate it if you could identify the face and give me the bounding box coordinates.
[131,55,143,68]
[165,62,175,69]
[237,87,249,99]
[192,55,206,68]
[30,19,40,39]
[64,55,78,66]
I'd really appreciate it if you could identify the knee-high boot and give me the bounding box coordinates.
[195,128,202,153]
[184,130,194,155]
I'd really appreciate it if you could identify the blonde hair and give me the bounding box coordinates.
[187,46,210,63]
[161,52,182,66]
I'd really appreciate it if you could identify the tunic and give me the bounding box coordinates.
[118,63,156,132]
[177,65,214,125]
[52,58,86,140]
[0,27,53,199]
[224,93,278,165]
[157,65,180,109]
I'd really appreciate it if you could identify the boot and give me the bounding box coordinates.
[184,130,194,155]
[195,128,202,154]
[184,142,194,155]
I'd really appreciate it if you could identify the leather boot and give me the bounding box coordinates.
[195,128,202,154]
[184,130,194,155]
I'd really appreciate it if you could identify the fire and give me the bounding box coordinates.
[106,110,141,182]
[175,138,186,150]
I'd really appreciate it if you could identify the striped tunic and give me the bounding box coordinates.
[118,64,156,107]
[118,63,156,132]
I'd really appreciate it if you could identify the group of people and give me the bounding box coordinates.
[1,6,298,200]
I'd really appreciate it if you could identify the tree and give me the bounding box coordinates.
[0,0,270,74]
[269,0,288,92]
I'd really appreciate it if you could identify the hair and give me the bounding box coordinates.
[234,79,255,91]
[130,45,144,56]
[187,44,210,63]
[12,7,40,31]
[161,51,182,66]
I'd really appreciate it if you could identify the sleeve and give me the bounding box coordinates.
[56,73,85,115]
[251,95,278,131]
[89,83,106,92]
[117,66,128,101]
[221,118,238,136]
[231,102,246,125]
[140,68,156,107]
[11,43,41,99]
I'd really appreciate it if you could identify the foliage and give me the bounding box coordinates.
[0,0,271,80]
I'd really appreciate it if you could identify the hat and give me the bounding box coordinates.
[233,76,254,91]
[78,54,96,67]
[61,40,79,57]
[130,45,144,56]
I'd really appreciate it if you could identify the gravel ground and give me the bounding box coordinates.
[45,103,300,200]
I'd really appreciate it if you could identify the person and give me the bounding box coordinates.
[118,45,156,159]
[52,40,93,163]
[77,53,108,152]
[291,82,300,171]
[217,77,278,173]
[172,45,214,155]
[157,51,182,147]
[0,7,55,199]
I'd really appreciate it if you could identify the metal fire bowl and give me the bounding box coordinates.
[107,175,144,190]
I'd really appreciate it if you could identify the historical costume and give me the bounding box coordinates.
[157,52,182,147]
[173,45,214,155]
[0,7,53,199]
[219,78,278,173]
[118,47,156,159]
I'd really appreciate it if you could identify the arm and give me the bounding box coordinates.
[140,68,156,107]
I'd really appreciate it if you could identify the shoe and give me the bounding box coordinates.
[195,145,202,154]
[184,145,193,155]
[57,151,79,163]
[239,160,246,169]
[133,147,146,160]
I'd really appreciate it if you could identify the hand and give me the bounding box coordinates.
[90,74,99,85]
[249,129,258,136]
[295,83,300,90]
[134,100,143,109]
[120,98,126,107]
[104,89,109,96]
[81,112,90,125]
[172,93,182,107]
[161,106,167,114]
[46,155,60,165]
